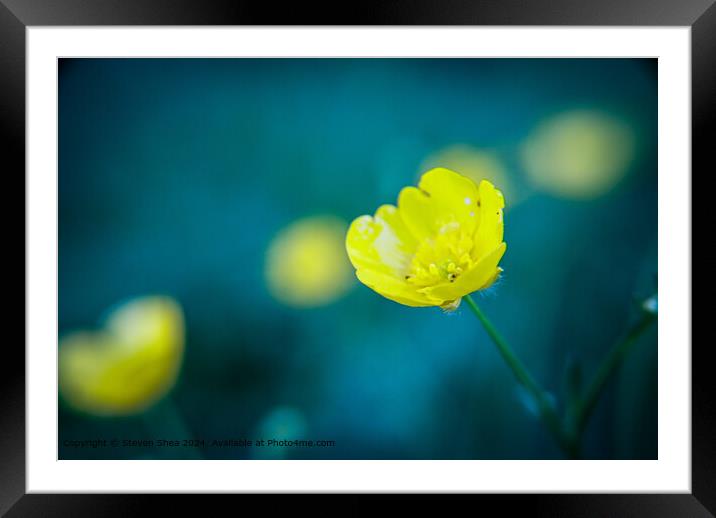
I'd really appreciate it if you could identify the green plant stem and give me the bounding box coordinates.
[465,294,656,459]
[464,294,569,455]
[571,311,657,442]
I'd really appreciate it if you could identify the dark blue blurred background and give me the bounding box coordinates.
[59,58,657,459]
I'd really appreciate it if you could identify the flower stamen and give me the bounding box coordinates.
[405,221,476,287]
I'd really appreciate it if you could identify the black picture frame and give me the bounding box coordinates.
[3,0,709,513]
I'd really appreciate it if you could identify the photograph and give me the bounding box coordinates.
[1,0,707,505]
[57,57,658,461]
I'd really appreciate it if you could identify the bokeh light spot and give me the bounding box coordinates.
[265,215,353,308]
[252,406,308,459]
[522,110,636,199]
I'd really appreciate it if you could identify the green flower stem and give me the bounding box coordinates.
[464,295,569,455]
[465,293,657,459]
[570,310,657,443]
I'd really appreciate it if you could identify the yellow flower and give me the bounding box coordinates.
[59,296,184,416]
[346,168,506,309]
[265,215,354,308]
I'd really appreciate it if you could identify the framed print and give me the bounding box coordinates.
[3,0,710,512]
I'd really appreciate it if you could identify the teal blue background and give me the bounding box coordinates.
[59,58,657,459]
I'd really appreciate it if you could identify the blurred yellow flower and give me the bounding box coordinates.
[522,110,635,199]
[265,215,353,307]
[346,168,506,310]
[59,296,184,416]
[419,144,514,206]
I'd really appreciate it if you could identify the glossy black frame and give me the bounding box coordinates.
[4,0,710,513]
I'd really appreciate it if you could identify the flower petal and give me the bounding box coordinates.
[418,167,481,230]
[397,186,437,241]
[421,243,506,301]
[346,205,417,277]
[355,268,438,307]
[398,168,481,239]
[472,180,505,261]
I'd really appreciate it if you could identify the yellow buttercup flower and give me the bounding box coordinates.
[59,296,184,416]
[346,168,506,309]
